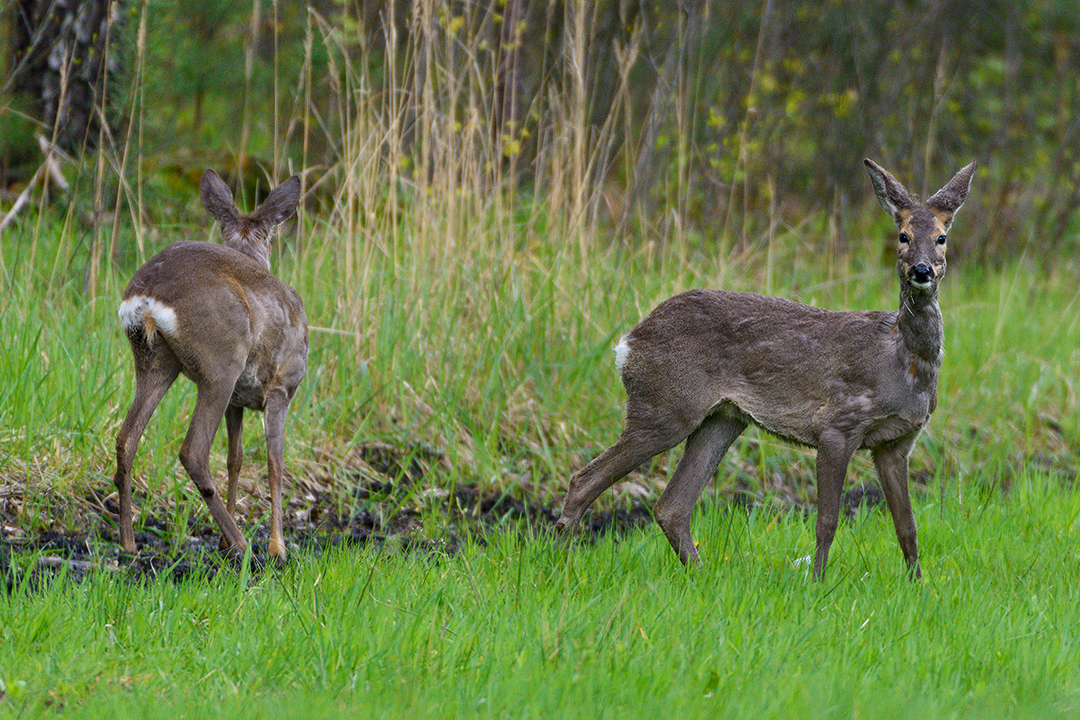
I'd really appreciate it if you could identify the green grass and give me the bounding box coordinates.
[4,474,1080,718]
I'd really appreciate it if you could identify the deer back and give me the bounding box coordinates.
[615,160,975,454]
[618,289,926,450]
[118,171,308,410]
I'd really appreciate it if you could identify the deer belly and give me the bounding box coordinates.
[861,395,934,447]
[230,367,267,410]
[862,414,926,448]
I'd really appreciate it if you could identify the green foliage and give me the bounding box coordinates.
[0,96,39,171]
[5,1,1080,257]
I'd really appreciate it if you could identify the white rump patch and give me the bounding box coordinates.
[613,335,632,374]
[117,295,178,337]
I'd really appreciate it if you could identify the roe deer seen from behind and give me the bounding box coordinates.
[113,169,307,560]
[555,159,977,579]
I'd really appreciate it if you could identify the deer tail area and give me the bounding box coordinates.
[118,295,178,346]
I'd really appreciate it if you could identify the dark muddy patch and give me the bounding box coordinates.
[1,442,889,589]
[2,485,652,589]
[1,491,643,590]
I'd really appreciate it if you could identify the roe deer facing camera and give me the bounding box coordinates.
[555,159,976,579]
[113,169,307,560]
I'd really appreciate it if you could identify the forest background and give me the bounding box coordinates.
[4,0,1079,258]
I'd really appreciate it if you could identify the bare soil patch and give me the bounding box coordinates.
[2,442,888,589]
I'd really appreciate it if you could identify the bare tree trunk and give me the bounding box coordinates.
[9,0,126,153]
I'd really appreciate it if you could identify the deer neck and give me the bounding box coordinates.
[897,287,943,379]
[234,242,271,271]
[223,224,272,271]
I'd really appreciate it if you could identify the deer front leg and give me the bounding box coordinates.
[224,405,244,516]
[872,438,921,579]
[219,404,245,553]
[263,390,292,561]
[812,435,858,580]
[654,415,746,564]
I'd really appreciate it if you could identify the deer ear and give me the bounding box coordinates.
[927,161,977,215]
[200,169,240,227]
[864,159,914,218]
[249,176,301,228]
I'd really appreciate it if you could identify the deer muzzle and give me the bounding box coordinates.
[907,263,935,288]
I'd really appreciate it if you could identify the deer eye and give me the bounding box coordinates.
[936,235,947,245]
[898,233,910,244]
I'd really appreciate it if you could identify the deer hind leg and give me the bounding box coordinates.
[812,434,859,580]
[262,390,293,561]
[224,405,244,515]
[872,438,921,579]
[654,414,747,564]
[556,401,700,533]
[114,345,182,552]
[218,405,245,552]
[178,370,248,555]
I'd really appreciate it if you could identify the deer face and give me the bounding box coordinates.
[864,158,975,298]
[895,206,949,293]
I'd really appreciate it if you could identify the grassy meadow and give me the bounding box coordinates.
[3,176,1080,718]
[3,3,1080,717]
[4,477,1080,718]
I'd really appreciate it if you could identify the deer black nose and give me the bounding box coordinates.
[908,263,934,285]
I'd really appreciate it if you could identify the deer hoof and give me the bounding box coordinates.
[268,539,287,562]
[553,516,580,535]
